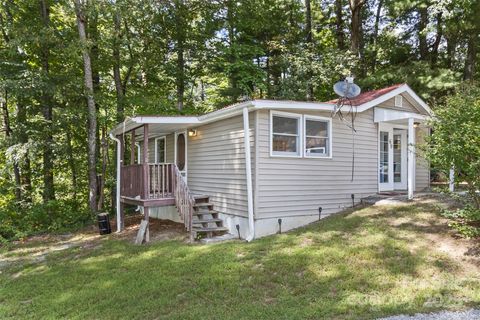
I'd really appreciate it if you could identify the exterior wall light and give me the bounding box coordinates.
[413,122,420,128]
[188,129,197,137]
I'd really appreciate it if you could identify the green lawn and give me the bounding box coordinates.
[1,197,480,319]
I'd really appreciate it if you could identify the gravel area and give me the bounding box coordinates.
[379,309,480,320]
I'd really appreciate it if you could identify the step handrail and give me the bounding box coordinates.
[172,164,195,240]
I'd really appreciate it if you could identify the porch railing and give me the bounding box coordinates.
[120,164,144,198]
[172,164,195,238]
[120,162,194,237]
[148,163,174,198]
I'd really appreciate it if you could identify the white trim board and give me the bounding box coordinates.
[109,84,431,136]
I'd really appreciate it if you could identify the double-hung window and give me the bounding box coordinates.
[270,111,332,158]
[304,116,331,158]
[271,112,301,157]
[155,137,166,163]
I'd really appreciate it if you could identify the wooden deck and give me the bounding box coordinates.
[120,196,175,207]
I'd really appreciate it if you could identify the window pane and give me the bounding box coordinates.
[379,131,389,183]
[157,139,165,163]
[306,120,328,137]
[273,134,297,153]
[393,134,402,182]
[305,137,328,155]
[273,116,298,135]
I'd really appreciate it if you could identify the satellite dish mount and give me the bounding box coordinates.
[331,76,362,182]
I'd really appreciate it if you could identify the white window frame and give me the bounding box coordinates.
[395,95,403,108]
[270,111,303,158]
[303,115,332,159]
[135,142,141,164]
[154,136,167,163]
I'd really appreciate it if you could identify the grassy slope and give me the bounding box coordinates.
[1,201,479,320]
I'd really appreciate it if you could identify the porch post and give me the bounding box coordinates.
[407,118,415,199]
[449,166,455,192]
[142,124,150,242]
[142,124,149,198]
[130,131,136,164]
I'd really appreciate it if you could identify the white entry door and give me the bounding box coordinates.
[379,124,408,192]
[393,129,408,190]
[379,124,394,192]
[174,131,187,181]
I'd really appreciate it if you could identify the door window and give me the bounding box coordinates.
[176,133,186,171]
[379,131,389,183]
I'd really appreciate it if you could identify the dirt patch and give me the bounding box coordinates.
[381,193,480,273]
[0,215,188,271]
[113,214,187,243]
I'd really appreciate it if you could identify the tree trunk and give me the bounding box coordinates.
[445,34,457,69]
[418,6,428,60]
[335,0,345,50]
[463,34,477,81]
[39,0,55,203]
[16,101,32,202]
[175,0,185,111]
[430,13,443,66]
[74,0,98,214]
[1,91,21,202]
[97,126,107,211]
[349,0,364,56]
[65,129,77,199]
[226,0,238,102]
[371,0,383,72]
[113,8,124,122]
[305,0,314,101]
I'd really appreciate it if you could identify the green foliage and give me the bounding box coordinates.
[440,205,480,238]
[427,84,480,208]
[0,0,478,238]
[0,200,91,241]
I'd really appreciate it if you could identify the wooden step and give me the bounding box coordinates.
[192,210,218,216]
[192,227,228,233]
[193,202,214,208]
[193,195,210,203]
[192,218,222,224]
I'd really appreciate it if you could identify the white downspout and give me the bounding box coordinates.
[109,133,123,232]
[243,107,255,241]
[407,118,415,200]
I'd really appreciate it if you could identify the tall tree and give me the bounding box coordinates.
[349,0,365,56]
[39,0,55,202]
[305,0,314,100]
[335,0,345,50]
[74,0,98,214]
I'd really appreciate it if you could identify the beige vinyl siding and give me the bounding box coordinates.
[256,109,378,219]
[140,133,174,163]
[187,113,254,217]
[415,126,430,191]
[165,134,174,163]
[377,94,423,114]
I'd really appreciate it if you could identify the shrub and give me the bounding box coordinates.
[0,200,92,241]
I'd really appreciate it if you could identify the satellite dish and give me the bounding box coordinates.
[333,77,361,99]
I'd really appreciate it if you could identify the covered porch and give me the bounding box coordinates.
[110,120,198,242]
[374,107,429,199]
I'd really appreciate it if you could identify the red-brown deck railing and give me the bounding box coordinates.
[172,164,195,237]
[120,164,144,198]
[120,163,194,237]
[148,163,174,198]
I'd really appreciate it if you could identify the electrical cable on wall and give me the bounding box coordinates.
[331,77,361,182]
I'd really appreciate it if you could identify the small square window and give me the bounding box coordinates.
[304,117,331,157]
[271,113,301,156]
